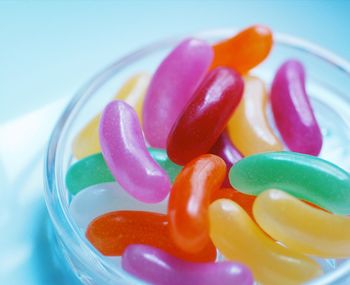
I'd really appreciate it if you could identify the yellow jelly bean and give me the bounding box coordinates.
[72,73,150,159]
[227,76,283,156]
[209,199,322,285]
[254,189,350,258]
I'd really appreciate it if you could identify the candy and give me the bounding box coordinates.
[211,25,273,74]
[254,189,350,258]
[209,199,322,285]
[168,154,226,253]
[86,211,216,262]
[167,67,244,165]
[227,76,283,155]
[229,152,350,214]
[122,244,254,285]
[99,100,171,203]
[211,188,255,219]
[143,38,213,148]
[72,73,150,159]
[271,60,322,155]
[69,183,167,229]
[66,149,181,195]
[210,131,242,186]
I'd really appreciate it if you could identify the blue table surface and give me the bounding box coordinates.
[0,1,349,284]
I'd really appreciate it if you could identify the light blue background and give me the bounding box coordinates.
[0,1,349,285]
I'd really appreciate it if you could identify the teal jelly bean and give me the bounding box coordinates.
[66,148,181,195]
[229,152,350,214]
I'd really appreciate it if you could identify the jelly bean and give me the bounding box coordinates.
[254,189,350,258]
[209,199,322,285]
[168,154,226,253]
[72,73,150,159]
[210,131,242,186]
[69,183,167,229]
[66,149,181,195]
[229,152,350,214]
[143,38,213,148]
[122,244,254,285]
[86,211,216,262]
[271,60,322,155]
[211,25,273,74]
[99,100,171,203]
[211,188,255,218]
[167,67,244,165]
[227,76,283,155]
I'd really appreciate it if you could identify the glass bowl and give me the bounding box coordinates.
[44,28,350,285]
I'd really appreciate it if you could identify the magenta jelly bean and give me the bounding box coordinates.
[270,59,322,155]
[142,38,214,148]
[122,244,254,285]
[99,100,171,203]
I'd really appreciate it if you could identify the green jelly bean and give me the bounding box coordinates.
[229,152,350,215]
[66,148,181,195]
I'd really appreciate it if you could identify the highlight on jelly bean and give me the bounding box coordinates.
[86,210,216,262]
[211,24,273,74]
[227,76,283,155]
[167,67,244,165]
[122,244,254,285]
[72,72,150,159]
[229,151,350,214]
[66,149,181,195]
[168,154,226,254]
[99,100,171,203]
[209,199,322,285]
[254,189,350,258]
[271,59,322,155]
[142,38,213,148]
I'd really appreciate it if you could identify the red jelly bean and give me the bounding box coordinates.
[168,154,226,253]
[167,67,244,165]
[86,211,216,262]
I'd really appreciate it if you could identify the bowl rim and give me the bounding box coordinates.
[44,28,350,285]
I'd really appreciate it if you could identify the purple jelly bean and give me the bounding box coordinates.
[210,131,243,187]
[122,244,254,285]
[270,60,322,155]
[99,100,171,203]
[142,38,214,148]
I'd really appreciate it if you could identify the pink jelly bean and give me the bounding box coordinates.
[122,244,254,285]
[210,131,243,187]
[142,38,214,148]
[271,60,322,155]
[99,100,171,203]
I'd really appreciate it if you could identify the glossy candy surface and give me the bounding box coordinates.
[86,211,216,262]
[209,199,322,285]
[211,25,273,74]
[228,76,283,155]
[143,38,213,148]
[254,189,350,258]
[122,244,254,285]
[66,149,180,195]
[271,60,322,155]
[210,131,242,186]
[211,188,255,218]
[167,67,244,165]
[229,152,350,214]
[99,100,170,203]
[168,154,226,253]
[72,73,150,159]
[69,183,167,229]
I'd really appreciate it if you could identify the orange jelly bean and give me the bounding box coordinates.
[211,25,273,74]
[168,154,226,254]
[86,211,216,262]
[211,188,256,218]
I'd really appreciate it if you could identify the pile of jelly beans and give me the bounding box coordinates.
[66,25,350,285]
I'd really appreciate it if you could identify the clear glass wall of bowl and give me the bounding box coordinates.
[44,29,350,285]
